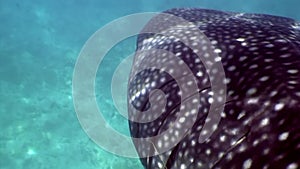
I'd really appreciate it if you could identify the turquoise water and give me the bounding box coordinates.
[1,0,299,169]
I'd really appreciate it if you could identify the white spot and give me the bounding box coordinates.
[157,140,162,148]
[192,99,199,103]
[261,134,268,140]
[202,45,208,51]
[160,77,166,83]
[288,80,297,84]
[247,98,258,104]
[179,117,185,123]
[278,132,289,141]
[214,48,222,53]
[239,145,246,152]
[197,162,203,167]
[274,103,284,111]
[280,53,291,58]
[190,36,197,40]
[27,148,36,156]
[141,88,146,95]
[157,162,163,168]
[249,64,258,69]
[208,97,214,103]
[243,159,252,169]
[175,130,179,136]
[260,118,270,127]
[218,152,224,158]
[201,130,208,135]
[263,148,270,155]
[191,140,196,146]
[180,164,187,169]
[187,81,193,86]
[192,42,198,46]
[215,56,222,62]
[264,58,273,63]
[292,23,300,30]
[270,90,278,97]
[287,69,298,74]
[228,65,236,71]
[239,56,247,62]
[178,59,184,65]
[191,109,197,115]
[237,111,246,120]
[211,40,218,45]
[163,135,169,141]
[175,122,182,128]
[169,68,174,74]
[242,42,247,46]
[245,31,252,35]
[225,78,231,84]
[265,43,274,48]
[253,139,259,146]
[150,81,156,87]
[229,45,235,49]
[220,135,226,142]
[264,101,271,106]
[221,111,226,118]
[206,149,211,155]
[236,38,245,42]
[247,88,257,95]
[259,76,269,82]
[249,46,258,51]
[267,36,276,40]
[196,71,203,77]
[287,163,298,169]
[275,39,287,43]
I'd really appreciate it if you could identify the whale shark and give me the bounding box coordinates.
[127,8,300,169]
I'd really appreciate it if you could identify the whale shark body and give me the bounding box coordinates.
[127,8,300,169]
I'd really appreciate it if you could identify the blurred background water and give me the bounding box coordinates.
[0,0,299,168]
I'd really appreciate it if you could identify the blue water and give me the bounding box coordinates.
[1,0,299,169]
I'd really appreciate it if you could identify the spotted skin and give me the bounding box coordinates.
[128,8,300,169]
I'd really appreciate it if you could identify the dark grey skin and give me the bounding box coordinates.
[128,8,300,169]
